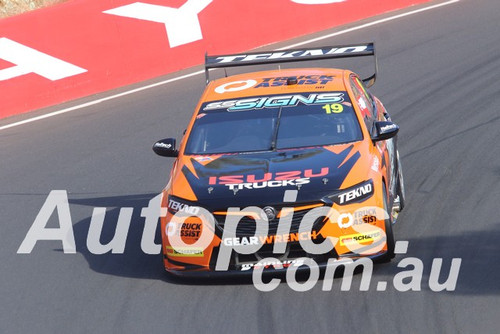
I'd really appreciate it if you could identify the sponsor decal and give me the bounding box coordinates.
[380,123,397,133]
[166,222,203,238]
[362,215,377,223]
[223,236,259,246]
[203,93,344,112]
[215,80,257,93]
[331,180,373,205]
[254,75,334,88]
[209,168,329,191]
[179,223,202,238]
[223,231,320,247]
[211,46,371,64]
[337,212,354,228]
[213,76,335,94]
[165,246,204,257]
[340,231,382,246]
[224,178,310,191]
[353,208,378,225]
[168,199,200,215]
[154,142,172,149]
[261,231,320,244]
[241,258,305,271]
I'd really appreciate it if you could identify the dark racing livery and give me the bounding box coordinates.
[153,43,405,276]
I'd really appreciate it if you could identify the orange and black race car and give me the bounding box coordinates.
[153,43,405,276]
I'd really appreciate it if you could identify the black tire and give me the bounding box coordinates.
[396,151,406,211]
[376,182,395,263]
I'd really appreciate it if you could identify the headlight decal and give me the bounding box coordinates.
[328,179,374,205]
[167,195,201,215]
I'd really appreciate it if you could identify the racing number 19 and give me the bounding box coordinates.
[322,103,344,114]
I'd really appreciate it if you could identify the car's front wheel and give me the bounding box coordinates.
[396,150,406,211]
[376,182,395,263]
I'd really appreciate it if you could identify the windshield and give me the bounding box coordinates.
[185,92,362,154]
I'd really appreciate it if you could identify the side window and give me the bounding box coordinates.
[350,75,376,134]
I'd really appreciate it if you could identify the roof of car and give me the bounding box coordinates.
[203,68,349,102]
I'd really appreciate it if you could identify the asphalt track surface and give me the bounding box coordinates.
[1,0,499,333]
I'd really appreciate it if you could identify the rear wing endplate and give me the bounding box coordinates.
[205,43,378,87]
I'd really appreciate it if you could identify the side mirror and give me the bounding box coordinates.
[371,121,399,142]
[153,138,178,157]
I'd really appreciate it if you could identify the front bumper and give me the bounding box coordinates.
[164,249,389,279]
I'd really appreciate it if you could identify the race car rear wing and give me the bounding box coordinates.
[205,43,378,87]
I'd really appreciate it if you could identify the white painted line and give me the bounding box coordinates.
[0,0,459,132]
[0,70,204,131]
